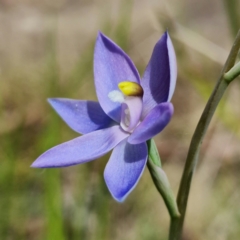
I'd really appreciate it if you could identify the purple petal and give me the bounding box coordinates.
[120,96,142,132]
[48,98,114,134]
[104,139,147,202]
[141,32,177,117]
[94,32,141,122]
[31,126,129,168]
[128,102,173,144]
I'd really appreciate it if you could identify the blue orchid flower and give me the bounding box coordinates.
[32,31,177,202]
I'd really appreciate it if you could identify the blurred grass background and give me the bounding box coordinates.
[0,0,240,239]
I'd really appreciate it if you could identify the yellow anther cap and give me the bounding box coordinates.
[118,81,143,96]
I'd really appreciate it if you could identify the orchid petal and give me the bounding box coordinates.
[48,98,114,134]
[128,102,173,144]
[104,139,147,202]
[94,32,141,122]
[120,96,142,132]
[141,32,177,117]
[31,126,129,168]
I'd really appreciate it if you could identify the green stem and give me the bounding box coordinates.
[147,139,180,218]
[147,159,180,218]
[168,29,240,240]
[223,0,240,37]
[224,61,240,82]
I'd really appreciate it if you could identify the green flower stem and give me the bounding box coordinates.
[224,61,240,82]
[147,139,180,219]
[168,29,240,240]
[147,159,180,218]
